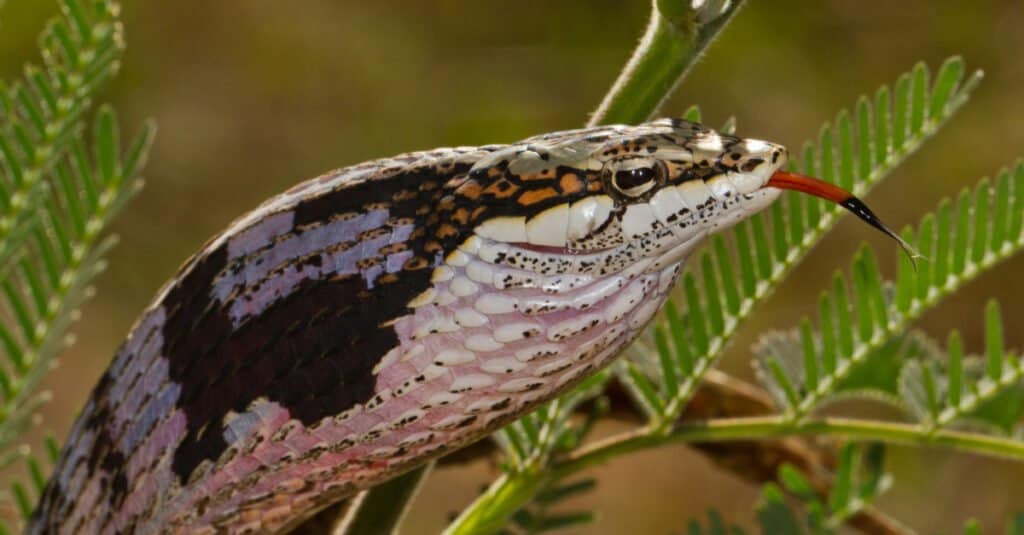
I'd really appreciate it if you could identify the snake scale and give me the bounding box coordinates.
[28,118,907,533]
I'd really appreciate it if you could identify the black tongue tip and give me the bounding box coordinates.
[839,198,921,268]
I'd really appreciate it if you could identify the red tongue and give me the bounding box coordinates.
[766,170,920,264]
[767,170,855,204]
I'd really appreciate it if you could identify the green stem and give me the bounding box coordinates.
[444,412,1024,535]
[551,416,1024,480]
[442,468,550,535]
[588,0,745,126]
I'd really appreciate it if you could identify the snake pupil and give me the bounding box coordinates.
[615,167,655,189]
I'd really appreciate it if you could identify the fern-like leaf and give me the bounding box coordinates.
[0,108,153,456]
[686,444,890,535]
[754,162,1024,424]
[0,0,125,271]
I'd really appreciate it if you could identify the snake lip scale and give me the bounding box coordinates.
[28,118,891,534]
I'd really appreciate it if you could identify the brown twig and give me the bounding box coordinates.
[682,371,914,535]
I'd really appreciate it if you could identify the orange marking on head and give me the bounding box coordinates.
[356,257,384,269]
[438,196,456,210]
[391,188,418,202]
[517,187,560,206]
[483,178,519,199]
[456,180,482,200]
[358,228,390,241]
[521,168,556,181]
[436,223,459,239]
[378,242,408,255]
[451,207,471,225]
[403,256,431,270]
[377,273,400,285]
[387,216,415,227]
[327,240,356,253]
[559,173,584,195]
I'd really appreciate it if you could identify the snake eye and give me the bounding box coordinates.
[606,160,666,198]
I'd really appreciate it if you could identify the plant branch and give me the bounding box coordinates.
[439,371,912,535]
[552,416,1024,481]
[587,0,745,126]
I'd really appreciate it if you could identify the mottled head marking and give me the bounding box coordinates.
[465,118,787,274]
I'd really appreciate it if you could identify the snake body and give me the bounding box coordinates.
[30,118,787,533]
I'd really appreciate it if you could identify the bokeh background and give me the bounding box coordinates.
[3,0,1024,532]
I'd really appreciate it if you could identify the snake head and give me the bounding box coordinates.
[463,118,787,274]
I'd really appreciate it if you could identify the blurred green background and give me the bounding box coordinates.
[3,0,1024,532]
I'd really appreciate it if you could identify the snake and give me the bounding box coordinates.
[27,118,910,534]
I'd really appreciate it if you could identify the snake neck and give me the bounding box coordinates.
[156,240,685,531]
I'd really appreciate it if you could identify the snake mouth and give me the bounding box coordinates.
[508,241,617,256]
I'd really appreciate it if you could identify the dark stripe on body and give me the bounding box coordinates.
[162,164,464,482]
[160,154,596,483]
[33,138,616,529]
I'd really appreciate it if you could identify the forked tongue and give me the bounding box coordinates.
[766,171,920,266]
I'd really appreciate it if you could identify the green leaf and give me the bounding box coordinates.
[1007,512,1024,535]
[0,106,153,493]
[828,444,855,512]
[621,361,666,418]
[0,0,125,274]
[858,443,887,499]
[683,105,703,123]
[948,330,964,408]
[986,300,1005,380]
[532,511,595,532]
[11,481,31,520]
[910,62,929,135]
[800,319,818,392]
[929,56,966,120]
[756,484,805,535]
[655,326,680,399]
[778,464,817,501]
[665,300,694,375]
[535,478,596,505]
[687,509,749,535]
